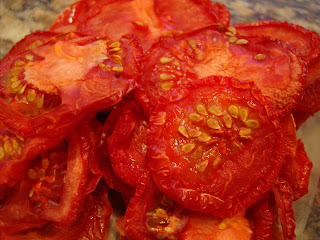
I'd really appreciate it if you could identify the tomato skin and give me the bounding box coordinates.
[136,25,306,118]
[146,76,297,218]
[0,180,112,240]
[107,99,148,187]
[50,0,230,52]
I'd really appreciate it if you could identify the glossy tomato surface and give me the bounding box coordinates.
[147,76,297,217]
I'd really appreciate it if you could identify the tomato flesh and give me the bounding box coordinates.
[147,76,296,217]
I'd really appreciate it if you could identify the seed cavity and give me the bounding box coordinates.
[161,82,173,91]
[223,114,232,128]
[196,104,208,115]
[178,126,189,138]
[239,108,248,122]
[159,73,174,81]
[207,119,220,130]
[208,106,223,116]
[181,143,195,154]
[245,119,260,129]
[188,113,203,122]
[160,57,173,64]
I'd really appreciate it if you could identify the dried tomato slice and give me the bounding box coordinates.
[0,121,102,234]
[135,26,306,117]
[147,76,297,217]
[0,32,142,139]
[107,98,148,187]
[50,0,230,52]
[124,171,252,240]
[1,180,112,240]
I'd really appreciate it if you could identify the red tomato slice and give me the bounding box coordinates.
[147,76,297,217]
[0,32,142,140]
[271,178,296,240]
[135,26,306,118]
[0,121,102,234]
[124,171,252,240]
[50,0,230,52]
[107,98,148,187]
[1,180,112,240]
[280,139,313,200]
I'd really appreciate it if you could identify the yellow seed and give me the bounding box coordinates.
[18,84,27,95]
[213,155,222,167]
[236,39,249,45]
[159,73,174,81]
[181,143,195,154]
[27,89,37,102]
[228,105,239,118]
[188,129,202,138]
[223,114,232,128]
[42,158,50,168]
[14,60,25,66]
[178,126,189,138]
[254,53,266,60]
[212,37,217,42]
[99,63,111,72]
[196,104,208,115]
[161,82,173,91]
[239,128,252,136]
[245,119,260,129]
[160,57,173,64]
[232,141,242,150]
[173,60,180,67]
[227,26,237,35]
[28,188,35,198]
[109,47,121,52]
[157,233,169,240]
[188,40,197,49]
[112,55,122,62]
[24,54,34,61]
[28,169,37,180]
[188,113,203,122]
[218,218,234,230]
[17,136,24,142]
[109,42,121,48]
[11,139,18,150]
[11,80,21,89]
[207,119,220,130]
[36,94,44,109]
[112,66,124,72]
[0,147,4,159]
[4,141,13,154]
[133,20,144,26]
[155,208,168,220]
[229,36,238,43]
[38,169,46,181]
[10,76,19,82]
[193,146,203,158]
[197,133,212,142]
[78,57,84,62]
[239,108,248,122]
[225,32,234,37]
[208,106,223,116]
[197,160,209,173]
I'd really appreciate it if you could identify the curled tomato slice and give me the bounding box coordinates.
[107,98,148,187]
[124,171,252,240]
[1,180,112,240]
[50,0,230,52]
[0,32,142,139]
[147,76,297,217]
[135,25,306,117]
[0,121,102,234]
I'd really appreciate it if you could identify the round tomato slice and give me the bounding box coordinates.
[0,32,142,140]
[50,0,230,52]
[135,25,306,118]
[124,171,252,240]
[1,180,112,240]
[107,98,148,187]
[0,121,102,234]
[147,76,296,217]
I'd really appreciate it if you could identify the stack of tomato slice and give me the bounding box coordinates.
[0,0,318,239]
